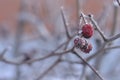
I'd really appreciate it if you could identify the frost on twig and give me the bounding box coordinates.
[60,6,71,39]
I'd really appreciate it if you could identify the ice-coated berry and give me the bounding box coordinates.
[81,43,92,53]
[74,38,87,49]
[82,24,94,38]
[74,38,79,45]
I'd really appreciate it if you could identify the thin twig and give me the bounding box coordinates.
[25,35,75,64]
[0,47,74,66]
[104,46,120,50]
[25,39,71,63]
[1,59,21,65]
[25,47,73,64]
[36,58,60,80]
[111,3,118,36]
[116,0,120,6]
[88,14,120,42]
[0,48,7,59]
[27,44,120,65]
[81,12,87,24]
[88,15,107,41]
[0,34,75,65]
[107,33,120,42]
[61,7,71,39]
[85,44,120,63]
[72,51,105,80]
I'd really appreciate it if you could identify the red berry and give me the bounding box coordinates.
[82,24,94,38]
[81,43,92,53]
[74,38,79,45]
[79,38,87,49]
[74,38,81,48]
[74,38,87,49]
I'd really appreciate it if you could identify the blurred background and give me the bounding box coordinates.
[0,0,120,80]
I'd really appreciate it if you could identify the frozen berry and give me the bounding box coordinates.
[74,38,79,45]
[74,38,87,49]
[79,38,88,49]
[81,43,92,53]
[82,24,94,38]
[74,38,81,48]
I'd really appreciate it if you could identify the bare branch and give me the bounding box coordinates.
[88,14,120,42]
[88,15,107,41]
[80,12,87,24]
[111,2,118,36]
[36,58,60,80]
[104,46,120,50]
[107,33,120,42]
[60,7,71,39]
[72,51,105,80]
[116,0,120,6]
[85,44,120,63]
[0,48,7,59]
[25,46,74,64]
[1,59,21,65]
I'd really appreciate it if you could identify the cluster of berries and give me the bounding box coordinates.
[74,24,94,53]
